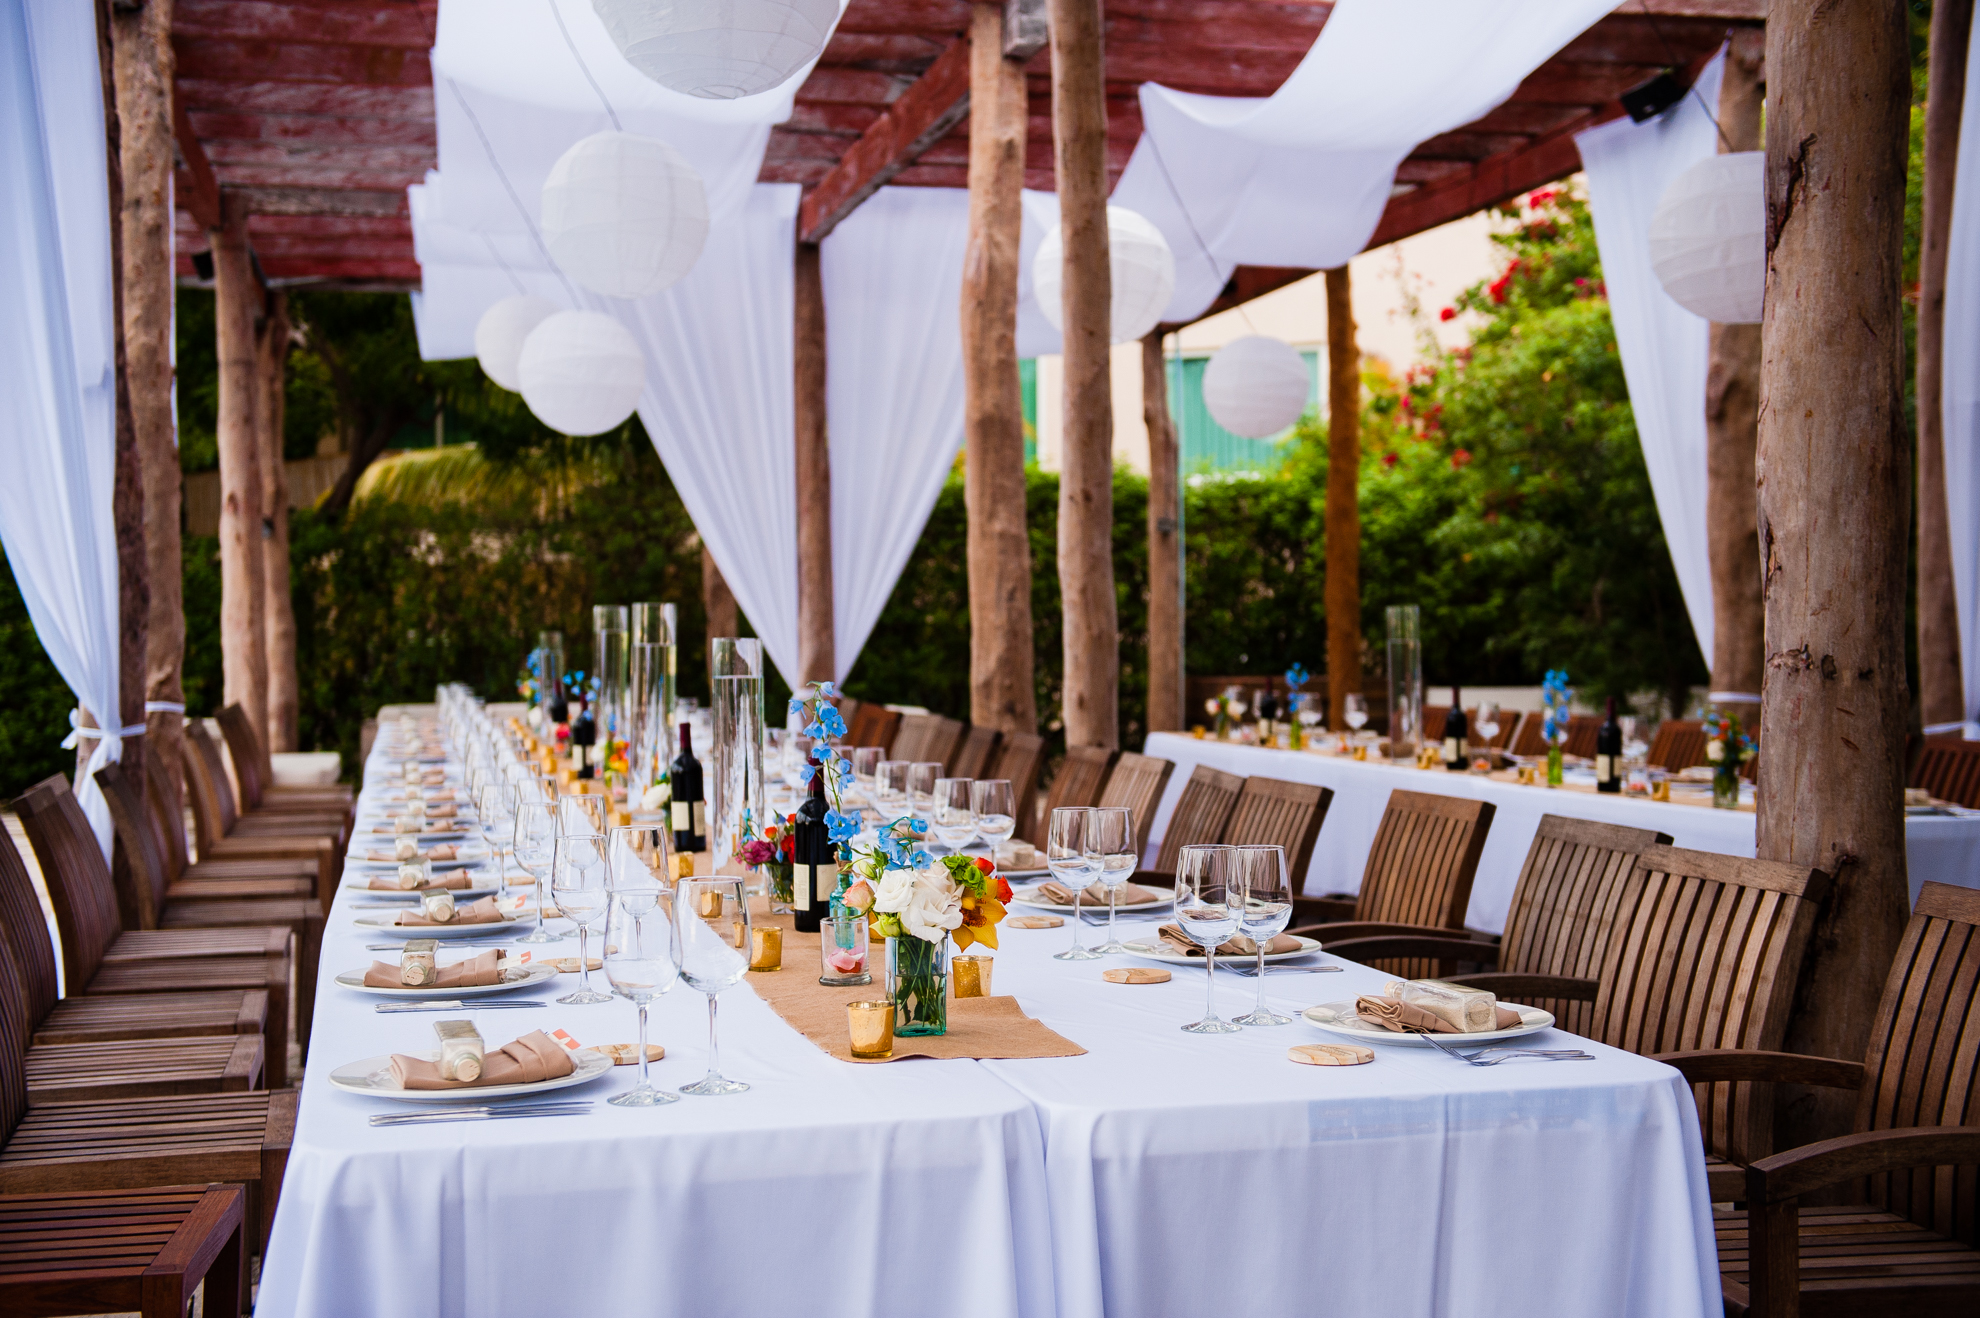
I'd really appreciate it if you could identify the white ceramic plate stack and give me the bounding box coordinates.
[328,1049,613,1101]
[1120,934,1324,966]
[1300,1001,1557,1047]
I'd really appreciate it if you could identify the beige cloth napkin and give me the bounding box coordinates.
[373,821,459,835]
[1355,994,1522,1034]
[395,896,507,926]
[361,950,505,988]
[1155,924,1302,957]
[1036,880,1162,908]
[389,1030,573,1089]
[367,873,471,892]
[362,844,460,863]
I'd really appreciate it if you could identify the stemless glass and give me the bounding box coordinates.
[1232,845,1294,1027]
[475,782,515,891]
[552,831,612,1004]
[511,798,563,944]
[1176,845,1243,1034]
[559,793,608,837]
[932,777,975,852]
[1046,807,1101,962]
[1087,806,1137,954]
[971,780,1016,853]
[604,863,678,1107]
[672,874,751,1095]
[852,747,883,793]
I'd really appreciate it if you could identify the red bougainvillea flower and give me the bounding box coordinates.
[1438,306,1457,322]
[1451,448,1472,470]
[1383,452,1399,469]
[1527,188,1557,208]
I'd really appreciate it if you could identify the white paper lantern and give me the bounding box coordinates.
[517,311,647,436]
[1648,151,1765,324]
[539,131,708,300]
[1202,336,1311,438]
[592,0,839,100]
[473,296,561,392]
[1033,206,1177,346]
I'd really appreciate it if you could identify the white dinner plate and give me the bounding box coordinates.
[328,1047,612,1101]
[351,844,490,870]
[999,867,1051,881]
[359,825,475,842]
[1121,934,1323,966]
[1009,884,1174,913]
[334,963,559,996]
[1300,1000,1556,1047]
[354,911,532,938]
[346,883,499,903]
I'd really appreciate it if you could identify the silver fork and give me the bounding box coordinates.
[1423,1036,1591,1065]
[1227,964,1344,976]
[369,1101,593,1127]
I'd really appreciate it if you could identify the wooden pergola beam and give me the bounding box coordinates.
[172,88,222,229]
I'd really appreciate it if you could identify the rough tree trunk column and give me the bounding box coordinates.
[260,291,298,754]
[1049,0,1118,749]
[964,1,1039,737]
[794,241,834,684]
[1759,0,1913,1149]
[1918,0,1973,733]
[700,542,738,644]
[1706,30,1766,723]
[1324,266,1361,732]
[212,196,268,744]
[1143,330,1181,731]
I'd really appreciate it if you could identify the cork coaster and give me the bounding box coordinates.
[1008,915,1064,929]
[1288,1043,1374,1067]
[542,957,603,973]
[1102,967,1171,985]
[594,1043,665,1065]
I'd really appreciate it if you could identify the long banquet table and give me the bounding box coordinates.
[259,709,1720,1317]
[1143,730,1980,934]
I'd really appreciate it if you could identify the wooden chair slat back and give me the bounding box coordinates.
[1562,715,1601,759]
[13,776,125,989]
[889,715,937,766]
[924,716,966,773]
[950,726,1002,781]
[849,705,902,755]
[0,827,58,1028]
[1853,881,1980,1245]
[91,762,171,932]
[1421,707,1448,744]
[989,733,1046,846]
[1645,719,1707,771]
[1354,791,1494,978]
[1220,776,1330,896]
[1508,713,1549,759]
[143,752,190,884]
[1590,844,1831,1169]
[1096,753,1175,857]
[1151,765,1245,874]
[1914,742,1980,808]
[0,918,29,1147]
[1037,747,1117,839]
[183,721,240,846]
[216,704,269,810]
[1495,815,1671,1036]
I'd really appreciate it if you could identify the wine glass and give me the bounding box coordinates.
[1046,807,1101,962]
[559,793,608,837]
[875,761,910,815]
[1087,806,1137,954]
[783,734,814,790]
[1474,702,1501,751]
[1231,845,1293,1027]
[907,762,943,829]
[1344,694,1369,734]
[852,747,883,796]
[511,798,563,944]
[551,831,612,1005]
[671,874,751,1095]
[1175,844,1242,1034]
[932,777,975,852]
[475,782,515,892]
[604,858,678,1107]
[971,780,1016,853]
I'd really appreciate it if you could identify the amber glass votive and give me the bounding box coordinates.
[750,926,782,972]
[847,1000,894,1059]
[952,954,993,999]
[696,889,725,919]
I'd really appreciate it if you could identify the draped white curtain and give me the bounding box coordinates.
[1574,52,1727,673]
[1943,3,1980,733]
[0,0,123,856]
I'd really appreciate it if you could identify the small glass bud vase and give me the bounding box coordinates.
[1712,765,1741,810]
[1546,744,1564,787]
[766,860,794,915]
[886,934,949,1037]
[819,910,872,986]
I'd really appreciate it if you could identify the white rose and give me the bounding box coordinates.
[902,871,963,944]
[871,870,916,915]
[640,783,669,811]
[1706,739,1725,763]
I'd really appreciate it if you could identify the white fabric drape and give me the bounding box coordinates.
[0,0,123,856]
[1574,52,1727,672]
[1943,3,1980,733]
[1110,0,1617,324]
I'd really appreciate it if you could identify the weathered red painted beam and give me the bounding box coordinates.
[190,110,438,147]
[172,36,432,87]
[172,0,437,49]
[173,90,224,229]
[175,78,433,119]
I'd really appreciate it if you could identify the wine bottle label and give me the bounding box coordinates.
[672,801,691,830]
[813,862,838,903]
[1596,754,1613,780]
[794,863,813,911]
[1443,737,1460,761]
[693,801,705,833]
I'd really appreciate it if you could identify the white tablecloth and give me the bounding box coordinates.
[1143,731,1980,934]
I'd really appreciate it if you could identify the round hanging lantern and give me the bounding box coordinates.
[1648,151,1764,324]
[517,311,647,436]
[1202,336,1311,438]
[473,295,560,392]
[539,131,708,300]
[592,0,840,100]
[1032,206,1176,345]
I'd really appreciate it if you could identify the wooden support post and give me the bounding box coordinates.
[1706,30,1766,723]
[1324,266,1361,732]
[1143,330,1182,732]
[1759,0,1913,1148]
[212,195,268,745]
[794,241,835,683]
[701,542,738,645]
[1918,0,1973,732]
[1050,0,1117,749]
[964,2,1039,737]
[259,291,297,754]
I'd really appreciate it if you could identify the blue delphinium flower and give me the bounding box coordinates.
[1285,662,1310,689]
[818,704,848,739]
[788,697,807,716]
[817,681,839,698]
[824,810,861,845]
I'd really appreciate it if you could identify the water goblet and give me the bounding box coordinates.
[604,866,679,1107]
[672,875,752,1095]
[1344,694,1369,734]
[1231,845,1294,1026]
[552,831,612,1004]
[852,747,884,800]
[1087,806,1137,954]
[932,777,975,852]
[511,799,563,944]
[1176,845,1243,1034]
[1474,702,1502,751]
[971,780,1016,852]
[559,792,608,837]
[475,782,515,890]
[1046,807,1101,962]
[906,762,943,829]
[875,760,910,815]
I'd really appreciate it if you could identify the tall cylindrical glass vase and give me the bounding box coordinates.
[1385,605,1423,764]
[709,638,765,874]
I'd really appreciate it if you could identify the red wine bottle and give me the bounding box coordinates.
[669,723,704,854]
[791,755,837,935]
[1443,686,1467,770]
[1596,697,1623,793]
[571,694,596,779]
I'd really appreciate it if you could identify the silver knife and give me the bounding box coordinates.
[374,999,546,1012]
[364,942,522,951]
[370,1102,592,1127]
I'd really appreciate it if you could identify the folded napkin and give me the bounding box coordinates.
[389,1029,573,1090]
[368,872,470,892]
[372,821,459,835]
[425,803,459,818]
[1155,924,1302,957]
[1035,880,1162,908]
[395,896,507,926]
[363,844,460,864]
[1354,994,1522,1034]
[362,950,507,988]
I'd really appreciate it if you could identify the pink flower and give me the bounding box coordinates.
[1439,306,1457,322]
[842,879,874,915]
[827,947,866,974]
[740,840,774,867]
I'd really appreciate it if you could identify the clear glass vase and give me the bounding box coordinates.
[1385,605,1422,764]
[1547,744,1564,787]
[886,934,949,1036]
[709,638,765,874]
[1712,767,1741,809]
[821,910,872,986]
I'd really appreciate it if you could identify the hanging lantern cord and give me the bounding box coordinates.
[1632,0,1733,152]
[547,0,625,131]
[446,78,583,305]
[1144,130,1260,336]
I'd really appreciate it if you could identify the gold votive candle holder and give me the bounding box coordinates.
[750,926,782,972]
[952,954,993,999]
[1516,764,1536,786]
[847,1000,894,1059]
[696,889,725,919]
[1651,777,1672,802]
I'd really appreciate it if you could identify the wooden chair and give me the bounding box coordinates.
[182,726,344,871]
[145,753,332,914]
[891,714,961,768]
[1148,765,1245,875]
[198,717,350,839]
[1663,881,1980,1316]
[1645,718,1707,771]
[215,704,352,812]
[923,716,966,772]
[847,704,901,755]
[0,1184,248,1318]
[1029,746,1117,844]
[1913,738,1980,808]
[1219,776,1330,895]
[13,778,291,1088]
[1421,706,1449,744]
[1561,714,1601,759]
[1095,753,1175,857]
[1508,713,1550,758]
[950,725,1002,781]
[987,732,1045,846]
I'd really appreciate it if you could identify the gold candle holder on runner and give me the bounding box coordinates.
[695,889,724,919]
[952,954,993,999]
[847,1000,894,1059]
[749,926,782,972]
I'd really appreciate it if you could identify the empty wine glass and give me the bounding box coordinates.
[783,735,814,790]
[604,860,678,1107]
[475,782,514,892]
[932,777,975,852]
[511,798,563,944]
[875,760,910,814]
[1231,845,1293,1027]
[907,762,943,828]
[1344,694,1369,733]
[1474,702,1502,750]
[552,831,612,1005]
[1088,806,1137,954]
[1176,844,1242,1034]
[558,792,608,837]
[1046,807,1101,962]
[852,747,884,796]
[971,780,1016,852]
[672,874,751,1095]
